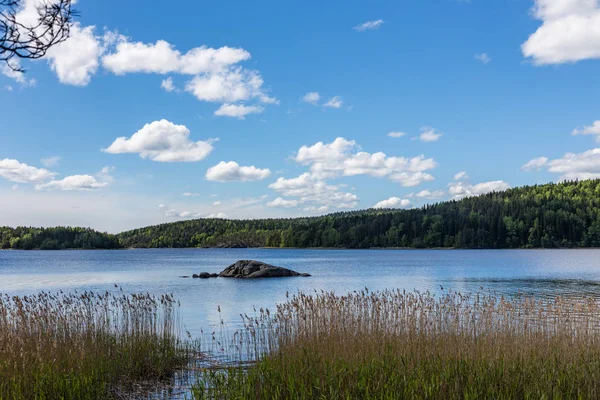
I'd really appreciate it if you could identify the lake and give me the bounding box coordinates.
[2,248,600,335]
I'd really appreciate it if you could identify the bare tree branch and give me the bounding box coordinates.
[0,0,75,72]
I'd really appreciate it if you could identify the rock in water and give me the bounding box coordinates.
[218,260,311,279]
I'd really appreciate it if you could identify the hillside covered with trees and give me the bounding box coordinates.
[3,180,600,250]
[118,179,600,249]
[0,227,121,250]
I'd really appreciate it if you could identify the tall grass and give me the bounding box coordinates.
[0,290,189,399]
[193,289,600,399]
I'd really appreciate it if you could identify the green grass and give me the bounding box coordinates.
[192,290,600,399]
[0,290,191,399]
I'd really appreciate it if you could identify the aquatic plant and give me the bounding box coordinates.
[0,289,189,399]
[193,289,600,399]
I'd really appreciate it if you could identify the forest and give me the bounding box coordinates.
[3,179,600,250]
[0,227,121,250]
[118,179,600,249]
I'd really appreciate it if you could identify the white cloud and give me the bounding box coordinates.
[182,192,201,197]
[302,92,320,105]
[453,171,469,181]
[212,201,222,206]
[102,39,250,75]
[545,148,600,180]
[573,120,600,141]
[390,171,435,187]
[387,132,406,138]
[449,180,510,199]
[40,156,61,167]
[323,96,343,109]
[474,53,491,64]
[521,156,549,171]
[415,189,445,199]
[418,127,443,142]
[372,197,411,209]
[0,59,35,87]
[184,68,275,104]
[267,197,299,208]
[214,103,264,119]
[0,159,56,183]
[293,137,437,185]
[205,161,271,182]
[36,175,108,191]
[103,119,214,162]
[207,212,228,219]
[353,19,384,31]
[269,173,358,210]
[522,0,600,65]
[161,77,176,92]
[161,205,202,219]
[37,28,277,105]
[45,23,105,87]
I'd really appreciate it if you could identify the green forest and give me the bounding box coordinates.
[0,227,121,250]
[3,179,600,250]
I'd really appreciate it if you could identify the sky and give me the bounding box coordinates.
[2,0,600,233]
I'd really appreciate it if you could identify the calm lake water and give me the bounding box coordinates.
[2,248,600,334]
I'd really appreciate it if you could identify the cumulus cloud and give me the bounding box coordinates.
[293,137,437,186]
[387,132,406,138]
[269,173,359,211]
[214,103,264,119]
[212,201,222,206]
[323,96,343,109]
[205,161,271,182]
[415,189,445,199]
[448,179,510,199]
[0,159,56,183]
[267,197,299,208]
[103,119,214,162]
[474,53,491,64]
[302,92,320,105]
[372,197,411,209]
[522,156,549,171]
[0,59,35,86]
[161,77,176,92]
[522,0,600,65]
[573,120,600,141]
[545,148,600,180]
[418,127,443,142]
[45,23,105,87]
[102,39,250,75]
[35,175,108,191]
[6,10,277,109]
[353,19,384,31]
[184,67,275,104]
[207,212,228,219]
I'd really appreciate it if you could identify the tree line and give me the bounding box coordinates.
[118,179,600,249]
[4,179,600,250]
[0,227,120,250]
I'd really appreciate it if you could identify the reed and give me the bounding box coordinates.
[0,290,189,399]
[193,289,600,399]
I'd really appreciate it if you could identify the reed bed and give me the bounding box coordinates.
[0,290,189,399]
[193,289,600,399]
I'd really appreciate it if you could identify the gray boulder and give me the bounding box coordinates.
[218,260,310,279]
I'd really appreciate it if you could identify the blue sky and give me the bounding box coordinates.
[2,0,600,232]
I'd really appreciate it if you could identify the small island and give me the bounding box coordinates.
[191,260,311,279]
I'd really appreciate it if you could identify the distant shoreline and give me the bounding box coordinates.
[2,246,599,251]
